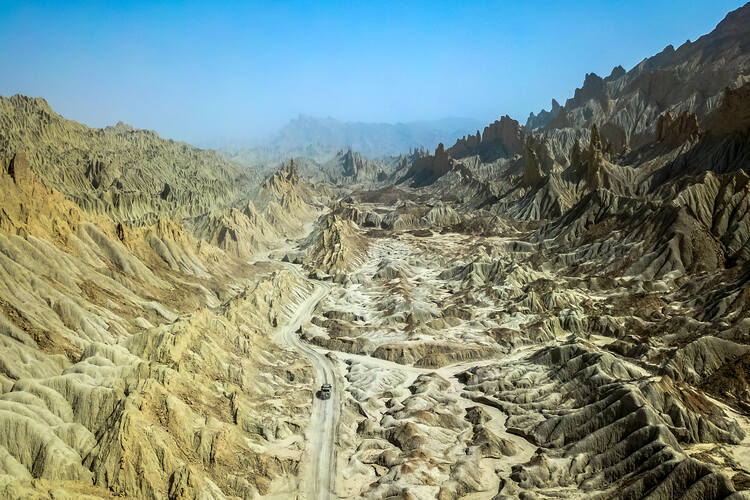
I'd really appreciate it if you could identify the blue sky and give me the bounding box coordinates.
[1,1,745,146]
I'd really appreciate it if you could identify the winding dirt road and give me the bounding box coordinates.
[277,278,338,500]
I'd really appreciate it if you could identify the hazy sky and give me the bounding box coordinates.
[1,1,745,147]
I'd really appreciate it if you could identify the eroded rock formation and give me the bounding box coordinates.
[1,3,750,499]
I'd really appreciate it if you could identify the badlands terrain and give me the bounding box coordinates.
[1,3,750,500]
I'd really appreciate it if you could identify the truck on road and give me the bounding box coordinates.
[318,383,332,400]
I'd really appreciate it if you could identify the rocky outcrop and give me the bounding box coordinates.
[302,214,368,275]
[656,111,701,144]
[647,82,750,188]
[579,124,605,187]
[525,98,562,131]
[397,143,454,187]
[449,115,525,161]
[707,81,750,135]
[335,149,386,182]
[523,146,545,186]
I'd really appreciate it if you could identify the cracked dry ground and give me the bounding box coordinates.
[296,199,750,500]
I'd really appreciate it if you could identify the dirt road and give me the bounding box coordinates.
[277,280,337,500]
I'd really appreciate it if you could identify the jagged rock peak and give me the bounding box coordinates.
[571,72,608,106]
[4,94,53,113]
[481,115,523,149]
[340,148,359,167]
[338,149,375,178]
[589,123,603,154]
[526,99,563,131]
[280,159,301,182]
[450,114,525,160]
[104,121,136,134]
[261,160,303,199]
[398,141,454,187]
[608,65,626,79]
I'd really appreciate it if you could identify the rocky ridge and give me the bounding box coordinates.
[0,95,260,225]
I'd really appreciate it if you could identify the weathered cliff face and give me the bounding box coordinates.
[331,149,390,184]
[577,124,605,188]
[522,146,544,186]
[0,95,261,225]
[707,80,750,134]
[655,110,701,145]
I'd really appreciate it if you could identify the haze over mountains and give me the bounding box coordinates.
[0,2,749,500]
[223,115,485,164]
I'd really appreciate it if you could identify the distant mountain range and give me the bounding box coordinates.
[224,115,485,165]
